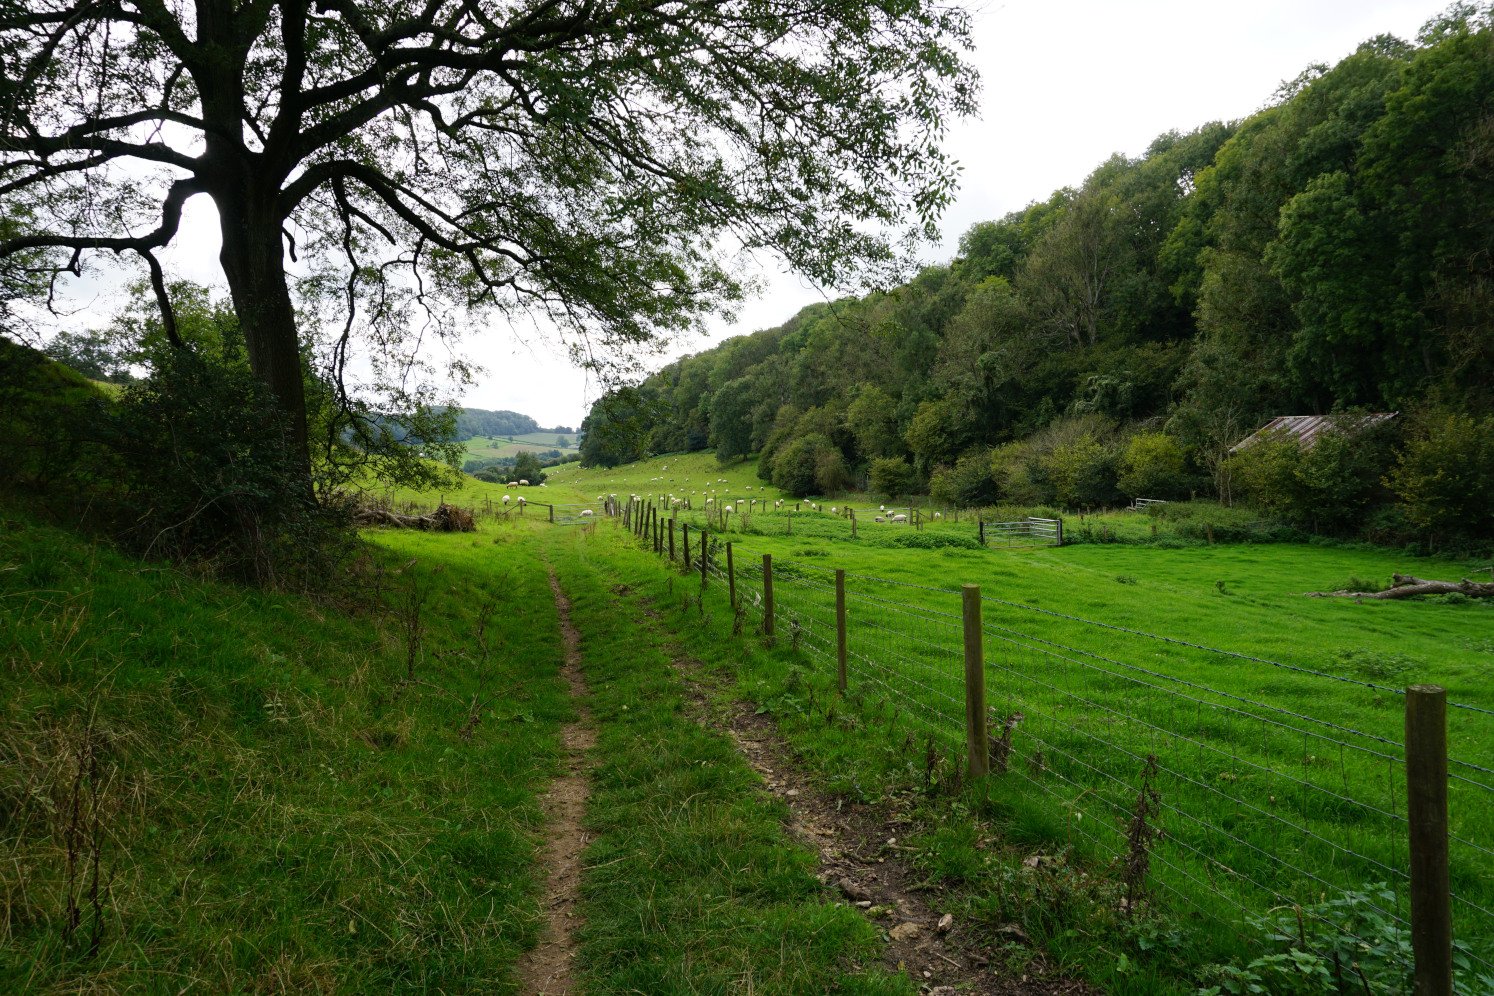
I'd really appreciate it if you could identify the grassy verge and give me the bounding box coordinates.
[547,530,914,994]
[1,507,571,992]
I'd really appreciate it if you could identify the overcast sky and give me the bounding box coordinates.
[51,0,1450,429]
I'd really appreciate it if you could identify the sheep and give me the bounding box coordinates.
[580,509,594,517]
[503,494,511,504]
[891,513,908,522]
[934,512,943,520]
[831,506,838,514]
[518,478,530,486]
[724,505,734,513]
[518,496,526,504]
[874,516,886,523]
[506,482,518,489]
[879,504,886,511]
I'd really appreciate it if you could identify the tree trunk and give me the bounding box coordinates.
[1308,574,1494,600]
[216,195,311,478]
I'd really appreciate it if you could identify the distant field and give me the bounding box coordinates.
[462,432,579,462]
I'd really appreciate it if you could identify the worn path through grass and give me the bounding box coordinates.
[512,567,597,994]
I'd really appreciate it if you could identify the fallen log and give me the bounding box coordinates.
[354,502,475,532]
[1308,573,1494,600]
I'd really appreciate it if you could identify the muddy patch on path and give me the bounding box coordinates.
[514,570,596,995]
[668,656,1096,996]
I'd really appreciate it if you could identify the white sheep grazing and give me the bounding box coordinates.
[580,509,594,517]
[506,482,518,489]
[705,497,714,504]
[518,496,526,504]
[831,506,838,514]
[879,504,886,511]
[874,516,886,523]
[503,494,511,504]
[518,478,530,486]
[892,513,908,522]
[724,505,734,513]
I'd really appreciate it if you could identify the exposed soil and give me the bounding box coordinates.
[513,570,596,995]
[666,652,1098,996]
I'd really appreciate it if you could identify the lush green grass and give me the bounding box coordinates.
[538,448,1494,989]
[548,533,914,994]
[0,506,573,992]
[586,513,1494,990]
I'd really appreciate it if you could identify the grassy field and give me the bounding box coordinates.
[462,432,579,462]
[522,451,1494,990]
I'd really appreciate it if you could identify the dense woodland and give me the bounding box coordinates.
[580,12,1494,547]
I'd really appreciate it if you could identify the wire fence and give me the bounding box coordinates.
[607,499,1494,991]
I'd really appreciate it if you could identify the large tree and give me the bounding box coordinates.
[0,0,976,474]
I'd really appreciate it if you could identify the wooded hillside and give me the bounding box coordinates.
[580,11,1493,545]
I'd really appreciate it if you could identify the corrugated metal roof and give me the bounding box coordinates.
[1230,412,1397,453]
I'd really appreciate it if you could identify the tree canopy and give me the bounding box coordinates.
[0,0,977,477]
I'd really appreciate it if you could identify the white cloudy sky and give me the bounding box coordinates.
[45,0,1449,429]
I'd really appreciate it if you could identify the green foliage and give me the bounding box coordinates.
[1118,432,1190,500]
[113,350,352,586]
[1386,410,1494,545]
[1231,417,1397,535]
[576,17,1494,547]
[867,457,918,498]
[1198,884,1494,995]
[771,433,841,497]
[928,450,999,508]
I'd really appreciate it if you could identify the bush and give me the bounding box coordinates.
[867,457,918,498]
[771,433,840,497]
[929,450,999,507]
[1117,432,1190,500]
[1044,435,1120,509]
[1386,411,1494,548]
[990,440,1052,504]
[113,351,351,586]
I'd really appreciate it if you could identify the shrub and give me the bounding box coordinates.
[929,450,999,507]
[1044,435,1120,509]
[771,433,839,497]
[1117,432,1190,500]
[1385,410,1494,548]
[813,447,853,495]
[113,350,351,586]
[867,457,918,498]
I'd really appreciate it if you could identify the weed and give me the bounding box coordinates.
[1122,754,1160,918]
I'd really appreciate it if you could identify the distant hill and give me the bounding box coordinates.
[451,407,575,441]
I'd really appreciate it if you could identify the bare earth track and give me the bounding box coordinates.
[513,570,596,995]
[658,641,1096,996]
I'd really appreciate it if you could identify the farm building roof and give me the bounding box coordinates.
[1230,412,1397,453]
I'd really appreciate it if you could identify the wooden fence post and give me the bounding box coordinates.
[727,542,736,609]
[851,512,857,540]
[669,518,676,561]
[762,554,774,636]
[963,584,989,779]
[683,523,691,571]
[787,512,792,536]
[700,532,708,587]
[1055,517,1064,546]
[836,569,847,695]
[1406,684,1451,996]
[979,520,986,545]
[548,503,554,523]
